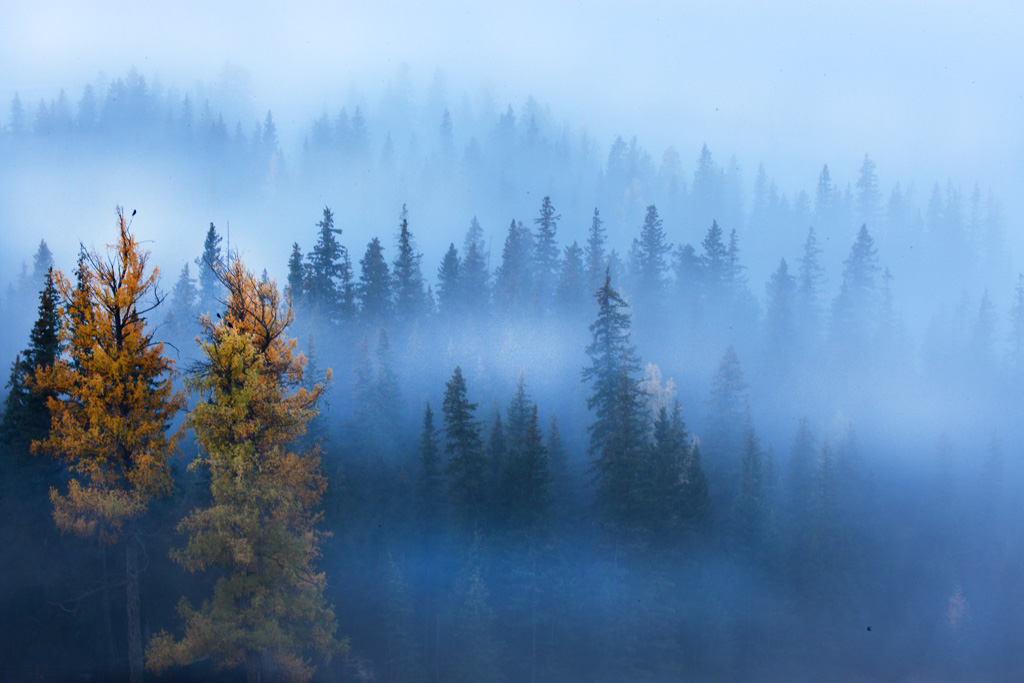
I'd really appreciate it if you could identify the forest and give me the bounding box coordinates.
[1,67,1023,682]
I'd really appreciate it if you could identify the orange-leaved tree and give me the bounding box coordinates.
[146,259,344,683]
[32,208,186,683]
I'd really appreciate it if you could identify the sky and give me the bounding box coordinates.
[3,0,1023,232]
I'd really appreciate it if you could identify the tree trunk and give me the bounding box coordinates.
[245,652,264,683]
[125,536,144,683]
[102,547,117,673]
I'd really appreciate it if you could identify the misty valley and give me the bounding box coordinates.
[1,69,1022,682]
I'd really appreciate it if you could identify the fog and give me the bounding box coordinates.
[2,2,1024,681]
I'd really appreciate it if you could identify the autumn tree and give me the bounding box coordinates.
[146,259,343,682]
[32,209,186,683]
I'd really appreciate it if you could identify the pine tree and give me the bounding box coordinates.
[855,154,881,228]
[764,258,797,363]
[546,413,571,520]
[195,222,224,315]
[486,412,508,507]
[701,220,730,301]
[33,209,186,683]
[830,224,880,349]
[582,273,648,529]
[449,560,504,683]
[392,204,427,324]
[443,366,486,528]
[359,237,392,324]
[733,424,766,547]
[787,417,816,522]
[645,404,686,538]
[1008,274,1024,373]
[796,227,826,339]
[532,196,560,311]
[146,259,343,682]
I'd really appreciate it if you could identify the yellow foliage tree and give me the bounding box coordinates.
[146,259,344,683]
[32,208,185,683]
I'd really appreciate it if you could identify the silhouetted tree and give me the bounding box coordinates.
[443,366,486,528]
[359,237,392,324]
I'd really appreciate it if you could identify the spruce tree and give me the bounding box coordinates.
[286,242,304,303]
[417,402,445,525]
[554,241,588,317]
[628,204,671,308]
[305,206,350,322]
[495,219,534,317]
[461,218,491,318]
[163,263,199,346]
[500,375,549,531]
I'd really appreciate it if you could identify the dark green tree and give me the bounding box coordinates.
[417,402,445,524]
[461,218,491,318]
[163,263,199,346]
[305,206,351,321]
[500,375,549,531]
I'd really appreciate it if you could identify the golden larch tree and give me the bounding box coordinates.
[32,208,186,683]
[146,259,344,683]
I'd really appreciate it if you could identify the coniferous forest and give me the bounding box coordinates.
[2,56,1024,682]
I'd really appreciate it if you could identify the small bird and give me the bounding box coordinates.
[866,626,871,632]
[132,209,136,217]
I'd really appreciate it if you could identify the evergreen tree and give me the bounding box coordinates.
[393,204,427,324]
[305,206,351,322]
[796,227,826,338]
[436,242,462,318]
[163,263,199,345]
[286,242,305,303]
[443,366,486,528]
[33,210,186,683]
[733,423,766,548]
[830,224,880,349]
[764,258,797,363]
[554,241,587,317]
[195,222,224,315]
[628,205,671,308]
[381,553,421,683]
[581,273,648,529]
[486,412,508,507]
[700,220,730,301]
[146,259,343,682]
[855,154,881,228]
[645,404,686,538]
[1,268,60,455]
[681,439,711,531]
[449,560,504,683]
[532,196,561,311]
[500,374,549,531]
[585,208,607,292]
[461,218,491,318]
[495,219,534,317]
[359,237,392,324]
[417,402,445,525]
[546,413,571,519]
[787,417,816,522]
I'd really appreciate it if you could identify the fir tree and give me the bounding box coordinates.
[305,206,350,321]
[461,218,491,317]
[500,374,549,531]
[163,263,199,345]
[554,241,587,316]
[495,219,534,317]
